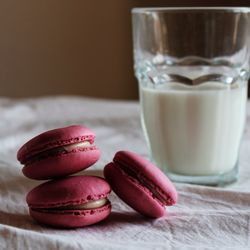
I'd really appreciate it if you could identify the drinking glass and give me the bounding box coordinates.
[132,7,250,185]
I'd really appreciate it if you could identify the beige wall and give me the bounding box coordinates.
[0,0,137,99]
[0,0,248,99]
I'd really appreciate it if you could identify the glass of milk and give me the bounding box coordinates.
[132,7,250,185]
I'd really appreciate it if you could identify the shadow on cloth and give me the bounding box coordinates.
[0,210,36,229]
[97,211,152,227]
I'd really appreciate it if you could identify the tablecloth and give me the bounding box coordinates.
[0,96,250,250]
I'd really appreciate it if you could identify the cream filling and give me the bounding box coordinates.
[37,198,109,211]
[62,141,92,152]
[61,198,108,210]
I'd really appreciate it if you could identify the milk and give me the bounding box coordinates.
[140,82,247,176]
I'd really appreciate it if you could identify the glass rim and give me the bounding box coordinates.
[132,7,250,14]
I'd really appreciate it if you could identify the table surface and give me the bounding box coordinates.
[0,96,250,250]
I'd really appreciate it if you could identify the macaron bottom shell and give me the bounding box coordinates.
[29,203,111,228]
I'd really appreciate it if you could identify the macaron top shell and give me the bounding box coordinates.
[104,151,177,218]
[27,175,111,209]
[17,125,95,164]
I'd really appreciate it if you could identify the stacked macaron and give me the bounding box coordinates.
[17,125,112,228]
[17,125,178,228]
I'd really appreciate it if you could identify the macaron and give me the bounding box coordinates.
[17,125,100,180]
[104,151,177,218]
[26,175,111,228]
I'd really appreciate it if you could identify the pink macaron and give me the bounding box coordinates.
[26,175,111,228]
[104,151,177,218]
[17,125,100,180]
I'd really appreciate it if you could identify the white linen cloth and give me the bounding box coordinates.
[0,96,250,250]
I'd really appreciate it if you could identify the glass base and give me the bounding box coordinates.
[165,163,238,186]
